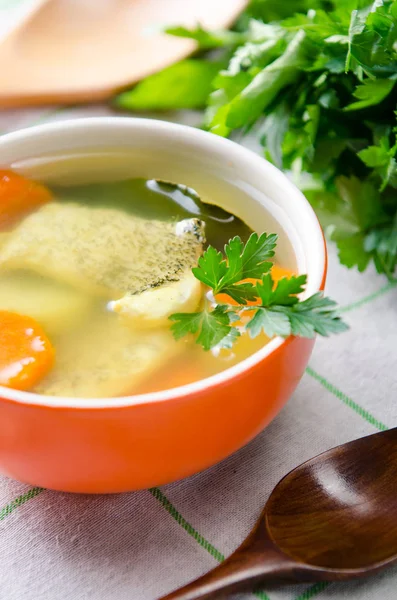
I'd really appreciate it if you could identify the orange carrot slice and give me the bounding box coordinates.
[0,311,55,391]
[271,265,294,282]
[0,170,52,230]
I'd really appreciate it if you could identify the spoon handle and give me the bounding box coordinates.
[158,527,300,600]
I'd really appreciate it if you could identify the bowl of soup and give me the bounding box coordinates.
[0,118,326,493]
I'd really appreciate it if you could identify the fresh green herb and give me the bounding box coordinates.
[170,305,241,352]
[116,0,397,279]
[115,60,222,111]
[164,24,246,49]
[192,232,277,302]
[169,234,347,351]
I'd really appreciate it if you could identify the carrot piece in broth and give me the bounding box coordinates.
[0,311,55,391]
[0,170,52,230]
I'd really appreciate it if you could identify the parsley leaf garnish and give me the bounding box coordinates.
[170,305,240,352]
[192,232,277,303]
[169,234,348,351]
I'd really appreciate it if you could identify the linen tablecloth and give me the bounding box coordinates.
[1,7,397,600]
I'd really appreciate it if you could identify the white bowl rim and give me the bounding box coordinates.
[0,117,326,409]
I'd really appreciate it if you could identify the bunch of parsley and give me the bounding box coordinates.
[116,0,397,279]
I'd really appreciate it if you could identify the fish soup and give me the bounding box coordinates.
[0,150,296,398]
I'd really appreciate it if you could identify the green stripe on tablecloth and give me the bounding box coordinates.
[150,487,270,600]
[340,280,396,313]
[0,487,44,521]
[149,487,225,563]
[306,367,388,431]
[295,582,330,600]
[255,590,270,599]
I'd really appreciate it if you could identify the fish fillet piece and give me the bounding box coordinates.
[0,202,205,298]
[109,270,202,328]
[0,273,93,336]
[36,312,179,398]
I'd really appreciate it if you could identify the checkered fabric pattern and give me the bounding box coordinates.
[1,5,397,599]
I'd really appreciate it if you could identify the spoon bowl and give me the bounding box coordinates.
[161,428,397,599]
[267,427,397,571]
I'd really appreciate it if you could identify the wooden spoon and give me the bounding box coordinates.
[159,428,397,599]
[0,0,246,108]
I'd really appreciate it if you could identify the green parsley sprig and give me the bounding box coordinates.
[169,233,348,351]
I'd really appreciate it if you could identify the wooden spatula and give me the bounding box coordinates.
[0,0,246,108]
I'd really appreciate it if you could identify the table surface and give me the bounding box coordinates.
[1,6,397,600]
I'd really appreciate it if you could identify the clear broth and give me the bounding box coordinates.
[0,149,296,398]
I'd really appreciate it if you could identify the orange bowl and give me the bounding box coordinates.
[0,118,327,493]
